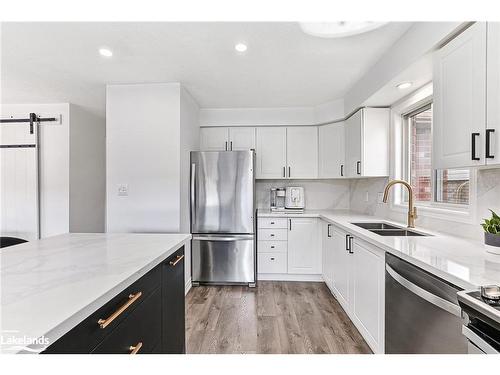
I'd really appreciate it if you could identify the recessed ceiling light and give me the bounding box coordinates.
[299,22,387,38]
[235,43,247,53]
[99,48,113,57]
[396,82,413,90]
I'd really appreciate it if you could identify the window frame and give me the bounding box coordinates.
[390,83,477,224]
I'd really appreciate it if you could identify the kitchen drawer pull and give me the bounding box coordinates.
[270,245,275,249]
[270,221,275,224]
[129,342,143,355]
[169,254,185,267]
[340,164,344,177]
[97,292,142,329]
[356,161,361,175]
[270,233,275,237]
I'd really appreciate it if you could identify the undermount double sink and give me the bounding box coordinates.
[351,222,429,237]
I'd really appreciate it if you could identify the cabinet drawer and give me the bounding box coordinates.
[258,218,288,229]
[258,228,287,241]
[258,240,287,253]
[43,265,161,354]
[258,252,287,274]
[92,287,162,354]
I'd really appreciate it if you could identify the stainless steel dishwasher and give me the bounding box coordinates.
[385,253,467,353]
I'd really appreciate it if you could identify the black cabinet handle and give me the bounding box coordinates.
[283,166,286,178]
[348,236,354,254]
[270,245,275,249]
[225,141,228,151]
[289,219,292,231]
[288,166,291,178]
[345,234,350,252]
[327,224,332,237]
[230,141,233,151]
[340,164,344,177]
[471,133,480,161]
[486,129,495,159]
[270,257,275,261]
[356,161,361,175]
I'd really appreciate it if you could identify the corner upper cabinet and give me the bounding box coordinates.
[487,22,500,165]
[200,127,229,151]
[319,122,345,178]
[256,127,287,179]
[433,22,487,169]
[286,126,318,179]
[345,108,389,178]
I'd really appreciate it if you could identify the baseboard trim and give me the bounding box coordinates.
[185,277,192,295]
[257,273,323,282]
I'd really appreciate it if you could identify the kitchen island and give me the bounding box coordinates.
[0,233,190,354]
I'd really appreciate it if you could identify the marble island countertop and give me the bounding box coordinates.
[0,232,191,354]
[258,209,500,290]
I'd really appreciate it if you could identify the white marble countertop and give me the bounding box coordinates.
[0,232,191,354]
[258,209,500,290]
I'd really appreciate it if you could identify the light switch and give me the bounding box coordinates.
[117,184,128,196]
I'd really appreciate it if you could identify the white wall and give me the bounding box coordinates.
[106,83,181,232]
[180,87,200,288]
[69,104,106,233]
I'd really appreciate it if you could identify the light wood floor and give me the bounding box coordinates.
[185,281,372,354]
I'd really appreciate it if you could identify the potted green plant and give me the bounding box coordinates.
[482,209,500,254]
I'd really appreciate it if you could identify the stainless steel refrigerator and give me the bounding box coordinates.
[190,150,256,287]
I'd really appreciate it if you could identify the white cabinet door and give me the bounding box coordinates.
[345,110,362,177]
[287,218,321,274]
[352,240,384,353]
[322,222,334,289]
[255,127,287,179]
[286,127,318,179]
[433,22,487,169]
[331,227,351,307]
[319,123,345,178]
[200,127,229,151]
[228,127,256,151]
[487,22,500,165]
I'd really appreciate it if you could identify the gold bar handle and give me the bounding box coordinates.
[97,292,142,329]
[129,342,143,355]
[169,254,184,267]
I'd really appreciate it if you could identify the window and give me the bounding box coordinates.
[402,103,470,206]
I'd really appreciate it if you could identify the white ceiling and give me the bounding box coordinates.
[1,22,413,116]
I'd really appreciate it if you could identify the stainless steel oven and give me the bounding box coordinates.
[385,253,467,354]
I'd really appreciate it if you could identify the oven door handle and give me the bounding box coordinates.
[462,325,498,354]
[386,264,461,317]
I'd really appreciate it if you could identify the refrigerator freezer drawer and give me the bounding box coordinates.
[192,235,255,284]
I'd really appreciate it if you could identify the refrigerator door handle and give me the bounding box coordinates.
[192,234,254,241]
[190,163,196,227]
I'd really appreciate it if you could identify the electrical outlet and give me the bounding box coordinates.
[377,192,384,204]
[117,184,128,196]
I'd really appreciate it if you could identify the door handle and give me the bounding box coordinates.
[340,164,344,177]
[169,254,184,267]
[288,166,291,178]
[348,236,354,254]
[386,264,461,317]
[471,133,480,161]
[230,141,233,151]
[283,166,286,178]
[289,219,292,231]
[327,224,332,237]
[486,129,495,159]
[345,234,350,252]
[225,141,228,151]
[356,161,361,175]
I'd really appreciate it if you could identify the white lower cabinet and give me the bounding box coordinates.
[322,222,334,290]
[257,216,321,279]
[328,223,385,353]
[287,218,321,274]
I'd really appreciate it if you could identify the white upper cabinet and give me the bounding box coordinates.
[433,22,487,169]
[344,108,389,178]
[200,127,256,151]
[256,127,287,179]
[287,218,321,274]
[319,122,345,178]
[286,126,318,179]
[228,127,256,151]
[487,22,500,165]
[200,127,229,151]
